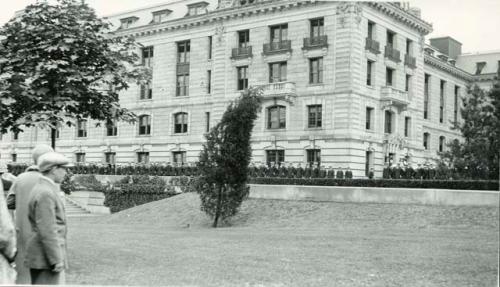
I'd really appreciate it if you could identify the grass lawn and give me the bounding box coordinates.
[66,193,499,287]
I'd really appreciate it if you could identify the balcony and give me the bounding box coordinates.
[263,40,292,55]
[231,46,252,59]
[259,81,297,103]
[365,38,380,54]
[303,35,328,50]
[176,62,189,75]
[380,86,409,108]
[404,54,416,69]
[384,45,401,62]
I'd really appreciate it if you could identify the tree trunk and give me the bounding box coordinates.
[50,126,57,150]
[212,185,223,228]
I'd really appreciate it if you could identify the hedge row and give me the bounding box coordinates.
[248,177,499,191]
[103,184,176,213]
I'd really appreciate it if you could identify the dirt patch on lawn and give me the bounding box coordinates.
[95,193,499,230]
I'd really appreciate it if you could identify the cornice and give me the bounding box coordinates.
[424,54,473,82]
[473,73,498,82]
[363,2,433,35]
[111,0,320,38]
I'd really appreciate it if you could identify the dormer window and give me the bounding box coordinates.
[152,9,171,23]
[187,2,208,16]
[120,16,138,29]
[475,62,486,75]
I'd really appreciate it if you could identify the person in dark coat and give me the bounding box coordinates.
[26,152,72,285]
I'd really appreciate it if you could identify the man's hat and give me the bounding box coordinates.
[32,144,54,164]
[37,152,73,173]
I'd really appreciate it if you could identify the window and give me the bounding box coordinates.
[306,149,321,166]
[386,30,395,47]
[475,62,486,75]
[269,62,287,83]
[176,75,189,97]
[172,151,186,165]
[366,60,373,86]
[106,119,118,136]
[309,58,323,84]
[140,83,152,99]
[207,70,211,94]
[384,110,392,134]
[367,21,375,40]
[205,112,210,133]
[365,151,373,177]
[152,9,171,23]
[424,74,430,119]
[11,154,17,163]
[440,80,446,123]
[105,152,116,164]
[119,17,137,29]
[187,2,207,16]
[439,136,445,152]
[77,119,87,137]
[404,117,411,137]
[76,153,85,163]
[386,67,393,86]
[454,86,459,124]
[310,18,324,38]
[307,105,322,128]
[366,107,374,130]
[237,66,248,90]
[138,115,151,135]
[266,150,284,166]
[238,30,250,48]
[406,39,412,55]
[270,24,288,43]
[423,132,430,150]
[267,105,286,129]
[208,36,212,59]
[142,46,154,66]
[137,152,149,164]
[174,112,188,133]
[177,41,190,63]
[405,74,411,92]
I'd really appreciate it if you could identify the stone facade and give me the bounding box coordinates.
[0,0,496,178]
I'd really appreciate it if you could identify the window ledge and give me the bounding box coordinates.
[307,83,324,87]
[306,127,323,131]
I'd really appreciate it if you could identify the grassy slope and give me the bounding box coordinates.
[67,193,499,287]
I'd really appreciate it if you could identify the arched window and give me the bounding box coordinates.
[423,132,430,150]
[267,105,286,129]
[174,112,188,133]
[138,115,151,135]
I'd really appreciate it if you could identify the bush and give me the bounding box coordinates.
[60,171,76,194]
[248,177,499,191]
[7,163,29,176]
[74,175,106,192]
[103,183,175,213]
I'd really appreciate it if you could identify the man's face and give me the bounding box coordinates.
[53,166,68,183]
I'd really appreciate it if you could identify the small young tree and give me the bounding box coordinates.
[196,88,262,227]
[439,83,499,179]
[0,0,150,149]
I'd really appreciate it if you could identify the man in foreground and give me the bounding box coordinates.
[26,152,71,285]
[7,144,53,284]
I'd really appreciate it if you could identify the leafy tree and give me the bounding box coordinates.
[196,88,262,227]
[439,83,499,179]
[0,0,150,149]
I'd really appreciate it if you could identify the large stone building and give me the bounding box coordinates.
[1,0,499,178]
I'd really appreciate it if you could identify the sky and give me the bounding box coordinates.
[0,0,498,54]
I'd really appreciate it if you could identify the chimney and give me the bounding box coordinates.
[429,37,462,60]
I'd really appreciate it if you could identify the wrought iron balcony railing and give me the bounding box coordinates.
[384,45,401,62]
[303,35,328,49]
[404,54,416,68]
[365,37,380,54]
[262,40,292,55]
[231,46,253,59]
